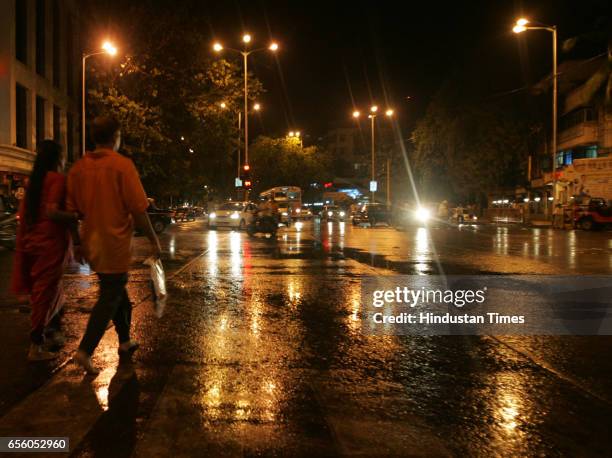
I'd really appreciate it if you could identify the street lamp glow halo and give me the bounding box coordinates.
[220,102,227,108]
[370,105,378,113]
[269,42,279,51]
[253,103,261,111]
[385,109,394,117]
[513,18,529,33]
[242,34,252,44]
[352,110,360,118]
[102,41,117,56]
[213,42,223,52]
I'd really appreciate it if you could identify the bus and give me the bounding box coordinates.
[259,186,302,221]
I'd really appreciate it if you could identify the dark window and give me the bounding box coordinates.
[65,15,73,95]
[16,84,28,148]
[36,0,46,76]
[67,113,74,162]
[52,0,60,87]
[53,105,61,142]
[36,96,45,146]
[15,0,27,63]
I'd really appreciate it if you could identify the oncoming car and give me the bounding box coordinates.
[208,202,256,230]
[321,205,346,221]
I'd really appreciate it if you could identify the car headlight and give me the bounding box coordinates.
[230,212,239,219]
[415,207,430,222]
[339,211,345,217]
[327,211,333,217]
[209,212,216,219]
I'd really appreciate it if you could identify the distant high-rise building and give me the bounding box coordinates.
[0,0,80,197]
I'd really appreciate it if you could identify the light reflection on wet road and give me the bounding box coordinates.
[1,219,612,456]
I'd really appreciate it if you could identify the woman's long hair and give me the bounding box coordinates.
[24,140,62,226]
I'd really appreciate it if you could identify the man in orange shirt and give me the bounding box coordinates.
[68,116,161,374]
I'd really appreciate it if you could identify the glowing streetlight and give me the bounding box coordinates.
[212,36,279,167]
[512,18,529,33]
[219,102,227,109]
[512,17,558,210]
[82,40,118,155]
[352,104,395,202]
[102,41,117,56]
[288,130,302,146]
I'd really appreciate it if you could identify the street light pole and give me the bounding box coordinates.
[243,51,249,165]
[213,37,278,171]
[237,111,241,178]
[513,19,558,212]
[552,25,558,207]
[370,114,376,202]
[81,42,117,156]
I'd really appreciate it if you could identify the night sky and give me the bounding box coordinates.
[83,0,611,140]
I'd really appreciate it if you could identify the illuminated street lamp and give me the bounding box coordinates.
[212,34,279,166]
[288,130,303,147]
[353,105,394,202]
[82,40,118,155]
[513,17,558,210]
[253,103,261,111]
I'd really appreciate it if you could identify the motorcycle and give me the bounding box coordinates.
[246,214,278,239]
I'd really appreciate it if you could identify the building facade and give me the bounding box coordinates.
[528,56,612,215]
[0,0,80,197]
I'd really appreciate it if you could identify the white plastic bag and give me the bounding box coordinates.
[144,257,167,317]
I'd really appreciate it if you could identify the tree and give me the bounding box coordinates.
[85,1,263,204]
[248,136,333,193]
[412,83,529,203]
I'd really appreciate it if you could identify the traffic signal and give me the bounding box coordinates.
[240,164,252,189]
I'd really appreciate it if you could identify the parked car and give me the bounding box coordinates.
[208,202,256,230]
[352,203,391,226]
[574,197,612,230]
[321,205,347,222]
[147,206,175,234]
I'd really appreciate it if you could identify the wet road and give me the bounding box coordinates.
[1,220,611,456]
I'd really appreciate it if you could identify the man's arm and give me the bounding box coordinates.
[133,211,162,259]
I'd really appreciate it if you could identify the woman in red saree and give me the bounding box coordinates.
[11,140,77,361]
